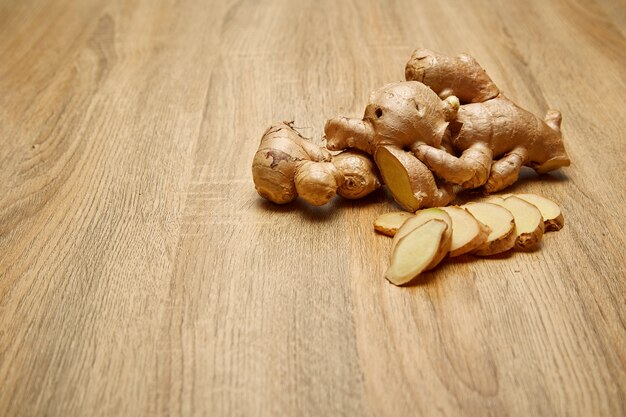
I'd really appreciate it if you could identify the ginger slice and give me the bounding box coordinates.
[373,212,415,236]
[492,196,545,250]
[385,219,449,285]
[392,208,453,256]
[516,193,564,231]
[440,206,491,257]
[391,208,452,269]
[463,202,517,256]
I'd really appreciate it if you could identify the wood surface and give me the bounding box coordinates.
[1,0,625,416]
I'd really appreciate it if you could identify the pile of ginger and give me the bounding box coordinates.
[251,48,570,285]
[253,49,569,210]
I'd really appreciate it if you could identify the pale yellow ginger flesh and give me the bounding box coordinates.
[516,194,564,231]
[492,196,544,249]
[440,206,491,257]
[374,146,454,212]
[373,212,414,236]
[385,219,449,285]
[392,208,452,269]
[463,202,516,256]
[393,208,451,246]
[375,147,420,211]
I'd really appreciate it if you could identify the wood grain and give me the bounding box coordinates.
[1,0,624,416]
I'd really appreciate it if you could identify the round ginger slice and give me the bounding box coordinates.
[385,219,449,286]
[495,196,545,249]
[516,193,564,231]
[373,211,414,236]
[440,206,490,257]
[463,202,516,256]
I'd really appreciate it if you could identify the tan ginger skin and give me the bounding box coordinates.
[324,49,570,210]
[252,122,381,206]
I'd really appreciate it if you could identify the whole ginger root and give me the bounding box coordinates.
[252,122,381,206]
[405,48,570,193]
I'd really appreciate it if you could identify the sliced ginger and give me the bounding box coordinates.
[392,208,453,254]
[440,206,491,257]
[379,193,564,284]
[391,208,452,273]
[516,194,564,231]
[385,219,450,285]
[373,212,414,236]
[491,196,544,249]
[463,202,517,256]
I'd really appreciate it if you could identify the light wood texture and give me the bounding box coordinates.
[1,0,625,416]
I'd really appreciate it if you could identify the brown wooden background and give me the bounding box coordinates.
[1,0,624,416]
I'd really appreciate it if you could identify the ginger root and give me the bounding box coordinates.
[252,122,381,206]
[405,48,571,193]
[406,48,499,103]
[324,82,459,211]
[375,145,455,211]
[325,50,570,210]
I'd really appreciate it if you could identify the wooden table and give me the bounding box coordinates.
[1,0,624,416]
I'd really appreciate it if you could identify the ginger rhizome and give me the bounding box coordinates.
[325,81,459,211]
[405,48,571,193]
[252,122,381,206]
[331,150,381,200]
[324,49,570,211]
